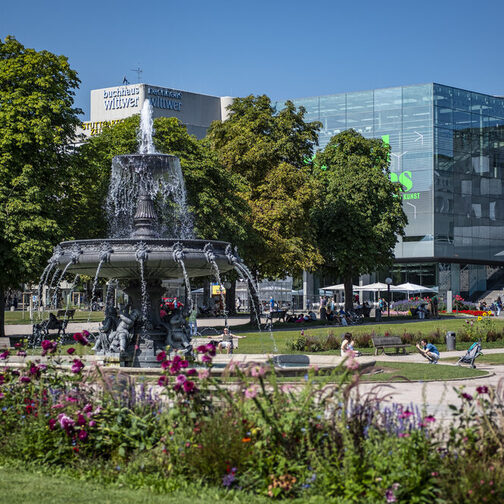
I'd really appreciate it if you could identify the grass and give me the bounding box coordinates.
[236,318,504,354]
[0,465,271,504]
[4,310,104,325]
[361,361,488,382]
[443,352,504,365]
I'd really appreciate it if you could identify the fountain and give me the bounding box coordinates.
[42,100,251,367]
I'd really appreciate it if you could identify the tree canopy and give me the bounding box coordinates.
[207,95,323,278]
[312,129,408,309]
[0,36,82,334]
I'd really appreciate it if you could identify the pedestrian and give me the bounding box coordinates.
[188,303,198,337]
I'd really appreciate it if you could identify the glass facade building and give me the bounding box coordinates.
[285,84,504,297]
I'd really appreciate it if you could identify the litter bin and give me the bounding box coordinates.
[446,331,456,351]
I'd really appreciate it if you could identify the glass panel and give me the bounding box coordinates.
[403,84,432,107]
[434,106,453,128]
[434,84,453,108]
[453,88,471,111]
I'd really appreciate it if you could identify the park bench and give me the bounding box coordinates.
[56,309,75,320]
[263,310,287,326]
[371,335,409,355]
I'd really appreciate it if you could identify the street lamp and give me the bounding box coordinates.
[385,277,393,319]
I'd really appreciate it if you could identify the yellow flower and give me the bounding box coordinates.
[478,316,482,321]
[482,312,487,317]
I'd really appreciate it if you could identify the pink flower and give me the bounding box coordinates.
[78,430,88,441]
[423,415,436,423]
[161,360,171,370]
[205,343,216,356]
[67,348,76,355]
[398,433,410,438]
[0,350,11,360]
[48,418,57,430]
[345,351,359,370]
[156,351,166,362]
[17,350,27,357]
[186,368,197,376]
[71,359,85,374]
[477,386,489,394]
[202,355,212,364]
[76,414,86,426]
[196,345,208,354]
[198,369,209,380]
[29,364,40,376]
[385,489,397,502]
[82,403,93,414]
[399,410,413,419]
[14,342,22,348]
[89,420,97,428]
[244,386,258,399]
[158,375,168,386]
[251,365,266,377]
[180,360,189,368]
[58,413,75,431]
[0,392,4,399]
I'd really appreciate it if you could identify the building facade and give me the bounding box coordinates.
[81,83,233,139]
[287,84,504,298]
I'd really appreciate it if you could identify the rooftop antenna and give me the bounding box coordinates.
[131,66,143,83]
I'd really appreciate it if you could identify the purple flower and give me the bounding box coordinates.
[156,351,166,362]
[76,414,86,426]
[222,472,236,487]
[48,418,57,430]
[73,332,89,346]
[180,360,189,368]
[89,420,97,428]
[20,376,31,384]
[158,375,168,386]
[71,359,85,374]
[41,340,57,355]
[186,368,197,376]
[78,430,88,441]
[176,374,187,385]
[161,360,171,370]
[58,413,75,431]
[196,345,207,354]
[67,348,76,355]
[29,364,40,376]
[423,415,436,423]
[477,386,489,394]
[202,355,212,364]
[385,489,397,503]
[17,350,27,357]
[0,350,10,360]
[205,343,216,356]
[183,380,196,393]
[461,392,473,401]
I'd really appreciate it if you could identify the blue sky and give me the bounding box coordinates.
[2,0,504,120]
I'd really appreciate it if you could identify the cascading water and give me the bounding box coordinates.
[204,243,229,327]
[50,99,252,367]
[138,100,156,155]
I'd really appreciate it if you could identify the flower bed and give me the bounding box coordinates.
[1,333,504,501]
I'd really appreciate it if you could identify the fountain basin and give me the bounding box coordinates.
[55,238,236,279]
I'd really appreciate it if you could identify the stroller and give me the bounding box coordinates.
[457,340,483,368]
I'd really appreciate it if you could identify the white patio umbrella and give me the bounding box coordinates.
[321,284,361,290]
[394,282,438,298]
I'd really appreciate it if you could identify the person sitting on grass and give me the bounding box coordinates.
[341,332,361,357]
[416,338,440,364]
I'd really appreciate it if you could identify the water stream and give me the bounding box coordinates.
[204,244,228,327]
[58,274,80,344]
[87,259,105,325]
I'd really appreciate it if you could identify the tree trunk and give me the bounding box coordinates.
[0,288,5,338]
[344,274,354,312]
[226,280,237,316]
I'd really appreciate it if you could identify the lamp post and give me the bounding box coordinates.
[385,277,393,319]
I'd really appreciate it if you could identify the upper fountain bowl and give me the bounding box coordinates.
[53,239,237,280]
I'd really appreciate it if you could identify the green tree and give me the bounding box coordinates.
[0,36,81,336]
[312,129,407,310]
[207,95,323,279]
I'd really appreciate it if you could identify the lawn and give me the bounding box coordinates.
[236,318,504,354]
[443,352,504,365]
[4,310,104,325]
[361,361,488,382]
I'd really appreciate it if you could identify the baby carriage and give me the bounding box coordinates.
[457,340,483,368]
